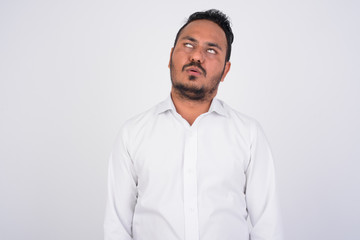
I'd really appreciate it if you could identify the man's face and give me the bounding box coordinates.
[169,20,231,101]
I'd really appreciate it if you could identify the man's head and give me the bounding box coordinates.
[169,9,234,101]
[174,9,234,62]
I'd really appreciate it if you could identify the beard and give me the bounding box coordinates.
[170,58,225,101]
[171,81,207,101]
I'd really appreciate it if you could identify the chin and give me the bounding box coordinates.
[188,75,197,81]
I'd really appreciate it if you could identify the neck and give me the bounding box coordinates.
[170,88,215,125]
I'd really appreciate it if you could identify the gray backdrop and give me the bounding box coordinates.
[1,0,359,239]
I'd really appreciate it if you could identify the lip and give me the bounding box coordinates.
[186,66,202,76]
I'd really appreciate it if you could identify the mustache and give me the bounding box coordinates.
[182,61,207,76]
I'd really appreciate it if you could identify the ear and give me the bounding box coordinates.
[168,48,174,68]
[220,61,231,82]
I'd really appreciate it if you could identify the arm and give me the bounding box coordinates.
[245,122,283,240]
[104,128,137,240]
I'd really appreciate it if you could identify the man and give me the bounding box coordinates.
[104,9,282,240]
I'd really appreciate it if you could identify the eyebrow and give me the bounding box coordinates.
[180,36,223,51]
[207,42,222,51]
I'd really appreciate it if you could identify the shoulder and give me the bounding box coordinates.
[218,99,261,128]
[118,102,160,138]
[216,99,265,142]
[113,99,171,156]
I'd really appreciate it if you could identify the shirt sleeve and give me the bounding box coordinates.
[245,121,283,240]
[104,127,137,240]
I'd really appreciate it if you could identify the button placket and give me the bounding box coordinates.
[183,127,199,240]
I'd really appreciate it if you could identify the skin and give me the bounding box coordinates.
[169,19,231,125]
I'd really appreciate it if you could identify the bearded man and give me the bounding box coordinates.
[104,9,282,240]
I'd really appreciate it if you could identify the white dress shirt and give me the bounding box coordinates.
[104,96,282,240]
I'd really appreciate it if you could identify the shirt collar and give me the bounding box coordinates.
[156,94,229,117]
[208,97,228,117]
[155,95,176,114]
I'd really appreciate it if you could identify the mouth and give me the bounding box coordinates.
[186,67,202,76]
[181,61,207,77]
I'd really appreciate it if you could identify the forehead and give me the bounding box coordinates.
[178,20,227,47]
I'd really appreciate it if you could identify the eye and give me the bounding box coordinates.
[207,48,216,54]
[184,43,193,48]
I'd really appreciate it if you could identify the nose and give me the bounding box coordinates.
[190,48,204,63]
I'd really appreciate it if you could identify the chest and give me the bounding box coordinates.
[129,115,251,193]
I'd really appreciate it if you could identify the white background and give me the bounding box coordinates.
[1,0,359,239]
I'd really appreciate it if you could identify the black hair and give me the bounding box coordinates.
[173,9,234,62]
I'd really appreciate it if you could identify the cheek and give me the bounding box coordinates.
[172,52,188,68]
[207,60,224,74]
